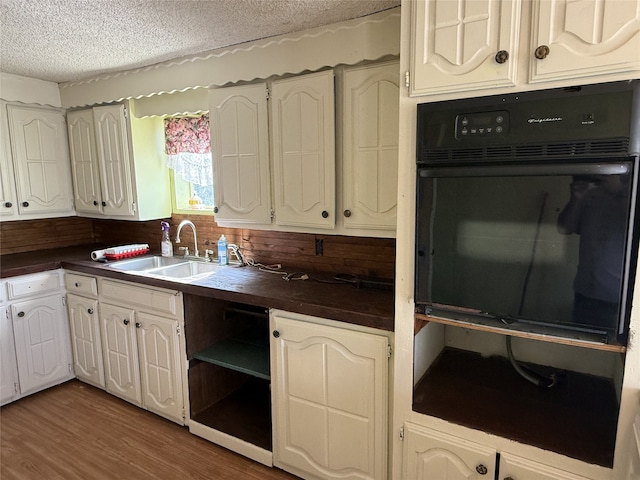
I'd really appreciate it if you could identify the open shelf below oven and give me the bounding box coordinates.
[413,347,619,468]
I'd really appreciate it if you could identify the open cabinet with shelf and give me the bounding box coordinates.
[184,295,272,464]
[412,322,625,469]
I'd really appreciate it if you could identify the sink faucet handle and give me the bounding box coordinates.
[228,244,245,264]
[204,249,214,261]
[178,246,189,257]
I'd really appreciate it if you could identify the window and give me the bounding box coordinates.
[164,114,214,213]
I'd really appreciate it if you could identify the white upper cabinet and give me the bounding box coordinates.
[530,0,640,83]
[67,108,101,215]
[270,70,335,229]
[410,0,520,96]
[209,66,398,235]
[209,83,271,225]
[0,103,18,219]
[342,61,399,232]
[2,104,74,220]
[67,101,171,220]
[410,0,640,97]
[92,104,136,216]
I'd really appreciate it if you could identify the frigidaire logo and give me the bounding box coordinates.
[528,116,563,124]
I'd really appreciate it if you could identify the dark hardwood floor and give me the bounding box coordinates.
[0,380,301,480]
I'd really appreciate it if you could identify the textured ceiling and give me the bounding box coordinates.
[0,0,400,84]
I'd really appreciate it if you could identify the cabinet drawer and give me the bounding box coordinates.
[65,273,98,297]
[6,271,61,300]
[99,278,181,318]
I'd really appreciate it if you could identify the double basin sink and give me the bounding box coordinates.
[107,255,223,282]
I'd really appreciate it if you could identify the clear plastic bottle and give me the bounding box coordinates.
[217,234,228,265]
[161,221,173,257]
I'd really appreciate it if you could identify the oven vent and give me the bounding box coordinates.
[421,137,630,164]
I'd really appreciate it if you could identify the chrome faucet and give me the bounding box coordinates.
[175,219,199,258]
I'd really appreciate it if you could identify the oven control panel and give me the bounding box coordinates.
[455,110,509,139]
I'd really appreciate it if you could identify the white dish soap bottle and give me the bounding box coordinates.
[161,221,173,257]
[217,234,228,265]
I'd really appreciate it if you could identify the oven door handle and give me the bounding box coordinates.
[419,162,631,178]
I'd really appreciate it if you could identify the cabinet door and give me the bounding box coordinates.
[93,104,135,217]
[0,102,18,219]
[530,0,640,83]
[343,62,399,231]
[6,105,74,216]
[67,293,104,389]
[10,294,72,396]
[209,83,272,225]
[410,0,521,96]
[67,109,102,215]
[100,302,141,405]
[136,312,183,423]
[271,312,389,480]
[0,305,19,405]
[499,452,592,480]
[271,71,335,229]
[402,423,496,480]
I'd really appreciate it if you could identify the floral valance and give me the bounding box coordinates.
[164,115,212,186]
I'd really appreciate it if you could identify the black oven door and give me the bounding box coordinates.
[415,159,638,339]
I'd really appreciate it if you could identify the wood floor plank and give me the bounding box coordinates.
[1,380,300,480]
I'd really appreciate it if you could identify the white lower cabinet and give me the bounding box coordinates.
[66,272,104,388]
[403,423,593,480]
[66,294,104,388]
[0,304,20,404]
[402,423,496,480]
[270,309,389,480]
[98,277,186,424]
[1,270,73,405]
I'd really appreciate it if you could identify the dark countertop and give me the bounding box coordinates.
[1,245,394,331]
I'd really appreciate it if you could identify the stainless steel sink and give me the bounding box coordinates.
[107,255,221,281]
[147,261,219,279]
[108,255,187,271]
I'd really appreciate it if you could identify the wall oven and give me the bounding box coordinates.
[415,80,640,347]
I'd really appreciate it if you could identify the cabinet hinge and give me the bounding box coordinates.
[270,209,275,220]
[132,202,137,214]
[387,344,392,359]
[176,324,181,335]
[62,295,67,307]
[266,86,271,100]
[68,363,73,374]
[14,382,19,394]
[399,426,404,441]
[182,408,186,422]
[404,71,410,89]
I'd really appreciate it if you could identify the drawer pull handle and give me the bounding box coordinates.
[321,210,329,219]
[343,209,352,218]
[4,202,12,208]
[135,322,141,329]
[93,200,98,206]
[22,201,29,208]
[87,308,94,314]
[272,330,280,338]
[476,464,488,475]
[123,319,130,325]
[75,282,80,287]
[17,311,25,318]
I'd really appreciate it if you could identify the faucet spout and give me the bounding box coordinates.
[175,220,199,257]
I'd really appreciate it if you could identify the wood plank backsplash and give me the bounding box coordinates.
[0,217,95,255]
[2,214,395,280]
